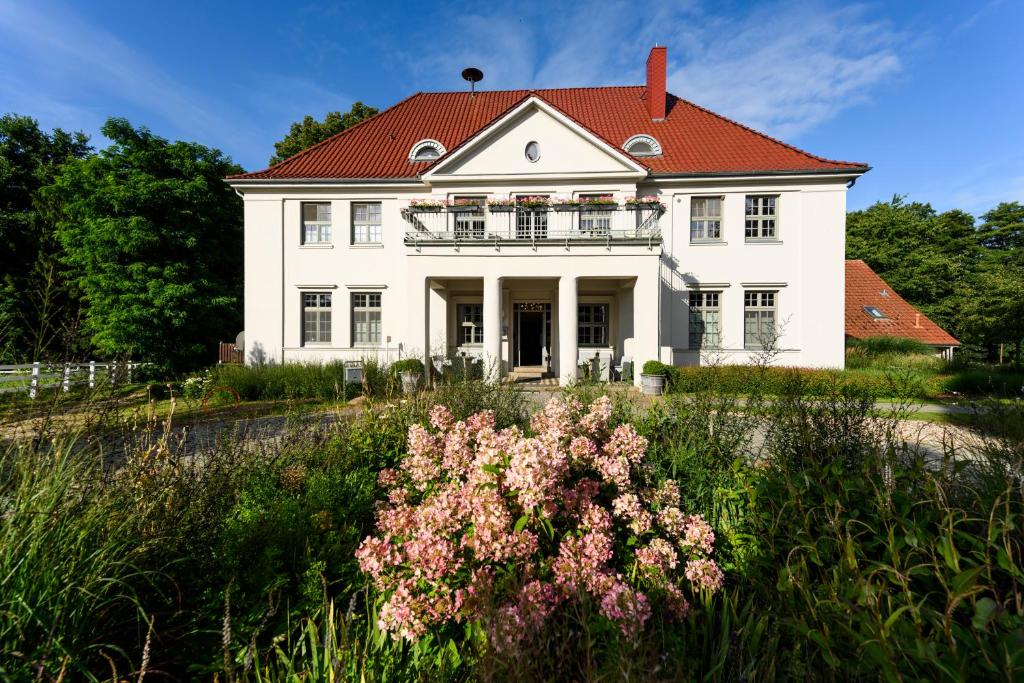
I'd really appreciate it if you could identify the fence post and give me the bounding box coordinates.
[29,362,40,399]
[89,360,96,389]
[62,363,71,393]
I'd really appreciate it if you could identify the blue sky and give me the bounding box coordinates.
[1,0,1021,217]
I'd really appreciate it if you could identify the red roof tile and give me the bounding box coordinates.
[229,87,868,180]
[845,260,959,347]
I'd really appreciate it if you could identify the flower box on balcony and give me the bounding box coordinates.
[579,201,618,212]
[408,202,444,213]
[553,202,580,213]
[487,204,516,213]
[448,204,482,213]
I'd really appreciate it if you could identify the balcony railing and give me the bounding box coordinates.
[402,206,662,248]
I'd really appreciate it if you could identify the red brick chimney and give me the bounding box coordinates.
[646,46,667,121]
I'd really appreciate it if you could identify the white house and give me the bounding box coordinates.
[227,47,868,385]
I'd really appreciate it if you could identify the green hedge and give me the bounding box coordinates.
[209,360,394,401]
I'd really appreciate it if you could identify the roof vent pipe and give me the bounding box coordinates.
[461,67,484,97]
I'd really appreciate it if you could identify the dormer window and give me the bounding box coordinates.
[409,139,446,162]
[623,134,661,157]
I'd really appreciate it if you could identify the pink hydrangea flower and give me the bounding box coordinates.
[685,558,725,592]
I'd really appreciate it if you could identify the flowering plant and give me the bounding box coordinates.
[514,195,551,208]
[486,198,516,207]
[624,195,664,210]
[408,199,445,210]
[578,195,618,207]
[356,396,722,652]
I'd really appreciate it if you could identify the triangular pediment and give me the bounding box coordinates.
[424,97,646,181]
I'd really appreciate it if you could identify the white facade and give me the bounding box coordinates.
[232,96,859,385]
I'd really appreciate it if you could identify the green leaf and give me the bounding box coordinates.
[482,464,502,475]
[514,515,529,533]
[972,597,998,631]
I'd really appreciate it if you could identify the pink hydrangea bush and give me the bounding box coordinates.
[355,397,723,651]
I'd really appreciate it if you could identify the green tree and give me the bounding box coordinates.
[268,102,378,166]
[0,114,91,361]
[49,118,243,372]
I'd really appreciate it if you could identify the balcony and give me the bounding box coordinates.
[402,204,662,249]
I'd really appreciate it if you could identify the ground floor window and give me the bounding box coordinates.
[352,292,382,345]
[578,303,609,347]
[457,303,483,344]
[302,292,332,344]
[688,291,721,348]
[744,290,777,349]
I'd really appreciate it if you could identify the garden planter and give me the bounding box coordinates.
[448,205,481,213]
[640,373,665,396]
[400,371,422,394]
[487,205,515,213]
[408,206,443,213]
[626,203,662,211]
[580,204,617,212]
[553,204,580,212]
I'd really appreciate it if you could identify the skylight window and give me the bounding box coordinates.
[409,139,446,162]
[623,134,661,157]
[863,306,887,319]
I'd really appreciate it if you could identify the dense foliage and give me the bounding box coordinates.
[48,119,244,372]
[268,102,379,166]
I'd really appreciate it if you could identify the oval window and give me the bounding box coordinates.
[525,141,540,162]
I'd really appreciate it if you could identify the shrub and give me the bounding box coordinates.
[388,358,425,376]
[355,397,722,654]
[847,336,933,356]
[641,360,670,376]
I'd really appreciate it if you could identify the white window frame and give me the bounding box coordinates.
[352,202,382,244]
[452,196,486,240]
[302,292,332,345]
[515,195,548,239]
[745,195,778,241]
[457,303,484,345]
[577,303,610,347]
[351,292,382,346]
[302,202,332,245]
[578,193,613,236]
[690,196,723,242]
[688,291,721,349]
[744,290,777,349]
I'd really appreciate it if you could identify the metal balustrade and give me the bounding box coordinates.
[402,206,662,248]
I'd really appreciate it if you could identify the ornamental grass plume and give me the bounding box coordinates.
[355,396,723,652]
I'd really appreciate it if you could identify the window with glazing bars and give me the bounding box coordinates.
[302,203,332,244]
[302,292,332,343]
[688,291,721,348]
[744,195,777,240]
[577,303,609,346]
[352,292,382,345]
[579,194,612,236]
[744,290,776,349]
[352,202,382,243]
[453,197,486,239]
[690,197,722,241]
[457,304,483,344]
[516,196,548,239]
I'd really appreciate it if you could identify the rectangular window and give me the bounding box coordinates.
[744,195,777,240]
[579,194,613,236]
[690,196,722,241]
[688,291,721,349]
[302,292,332,344]
[577,303,609,347]
[516,195,548,239]
[352,202,382,243]
[744,290,777,349]
[302,202,332,244]
[457,303,484,345]
[453,197,486,239]
[352,292,382,345]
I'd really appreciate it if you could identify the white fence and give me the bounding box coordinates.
[0,361,145,398]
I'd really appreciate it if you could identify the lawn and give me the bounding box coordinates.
[1,368,1021,681]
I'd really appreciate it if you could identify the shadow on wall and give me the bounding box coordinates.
[248,342,270,366]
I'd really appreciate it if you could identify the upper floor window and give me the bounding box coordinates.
[302,292,332,344]
[352,202,382,243]
[744,290,777,349]
[690,196,722,241]
[302,202,332,244]
[579,194,613,236]
[525,141,541,162]
[458,303,483,345]
[516,195,548,239]
[409,139,446,162]
[578,303,609,347]
[688,291,721,349]
[623,134,661,157]
[352,292,382,346]
[453,196,486,240]
[745,195,777,240]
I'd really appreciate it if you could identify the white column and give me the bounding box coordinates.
[632,269,660,386]
[558,275,578,386]
[483,275,502,380]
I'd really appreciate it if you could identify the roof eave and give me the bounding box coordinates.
[649,167,870,180]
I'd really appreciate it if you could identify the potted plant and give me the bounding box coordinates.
[552,198,581,212]
[625,195,665,211]
[640,360,669,396]
[391,358,425,394]
[578,196,618,212]
[515,195,551,210]
[447,198,483,213]
[408,199,445,213]
[487,198,516,213]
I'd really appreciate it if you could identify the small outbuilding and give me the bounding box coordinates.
[845,259,959,359]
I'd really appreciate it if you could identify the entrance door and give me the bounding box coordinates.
[518,312,543,365]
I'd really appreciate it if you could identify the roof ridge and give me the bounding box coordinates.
[667,92,868,169]
[415,85,644,95]
[230,92,424,178]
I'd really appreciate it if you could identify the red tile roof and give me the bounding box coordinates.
[229,87,868,180]
[845,260,959,347]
